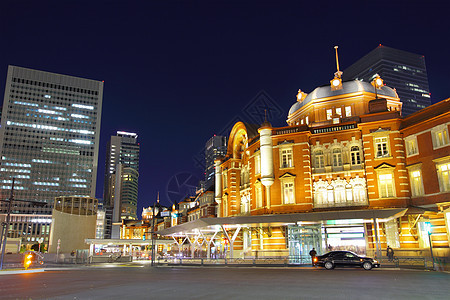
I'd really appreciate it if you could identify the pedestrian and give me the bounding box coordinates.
[309,248,317,266]
[386,245,394,262]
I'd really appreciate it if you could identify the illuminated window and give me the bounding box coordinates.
[255,182,263,208]
[280,148,293,168]
[436,161,450,192]
[405,136,418,156]
[409,169,424,196]
[336,107,342,116]
[314,150,324,168]
[375,137,389,158]
[378,173,394,198]
[282,182,295,204]
[254,154,261,175]
[332,148,342,167]
[305,116,309,124]
[350,146,361,165]
[223,172,228,189]
[326,109,333,120]
[345,106,352,117]
[431,125,449,149]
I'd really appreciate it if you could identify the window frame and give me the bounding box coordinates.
[431,125,450,149]
[377,171,395,198]
[374,136,390,158]
[407,164,424,197]
[280,146,294,169]
[405,135,419,157]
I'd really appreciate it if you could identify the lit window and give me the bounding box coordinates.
[431,125,449,149]
[436,162,450,192]
[326,109,333,120]
[375,137,389,158]
[305,116,309,124]
[283,182,295,204]
[350,146,361,165]
[254,154,261,175]
[255,183,263,208]
[332,148,342,167]
[336,108,342,116]
[345,106,352,117]
[314,150,324,168]
[405,136,418,156]
[409,169,424,196]
[223,172,228,189]
[378,173,394,198]
[280,148,293,168]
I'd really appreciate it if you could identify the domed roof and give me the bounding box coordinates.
[288,80,398,116]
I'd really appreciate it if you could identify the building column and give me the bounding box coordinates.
[214,159,223,217]
[259,123,274,209]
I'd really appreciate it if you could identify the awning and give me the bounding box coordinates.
[156,208,407,236]
[85,238,173,245]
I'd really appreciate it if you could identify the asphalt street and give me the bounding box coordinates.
[1,265,449,299]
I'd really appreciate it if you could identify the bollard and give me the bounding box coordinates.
[225,258,227,265]
[253,259,255,266]
[201,258,204,266]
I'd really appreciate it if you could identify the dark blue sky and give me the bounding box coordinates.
[1,0,449,215]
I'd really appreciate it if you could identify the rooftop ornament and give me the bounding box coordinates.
[330,46,343,91]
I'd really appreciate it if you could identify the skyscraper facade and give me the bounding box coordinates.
[343,45,431,115]
[0,66,103,245]
[103,131,139,238]
[204,135,227,191]
[0,66,103,213]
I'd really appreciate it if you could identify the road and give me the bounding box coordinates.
[1,265,449,299]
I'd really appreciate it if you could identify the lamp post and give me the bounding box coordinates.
[0,179,47,270]
[0,178,15,270]
[424,222,435,270]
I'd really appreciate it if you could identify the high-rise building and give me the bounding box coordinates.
[103,131,139,238]
[0,65,103,245]
[343,45,431,115]
[204,135,227,191]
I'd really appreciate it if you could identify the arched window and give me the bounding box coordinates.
[314,186,327,206]
[327,186,334,205]
[353,183,366,202]
[332,148,342,167]
[314,150,324,168]
[334,183,346,204]
[350,146,361,165]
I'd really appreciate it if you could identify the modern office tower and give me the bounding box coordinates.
[0,66,103,245]
[343,45,431,115]
[103,131,139,238]
[204,135,227,191]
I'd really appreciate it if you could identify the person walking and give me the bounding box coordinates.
[386,245,394,262]
[309,248,317,266]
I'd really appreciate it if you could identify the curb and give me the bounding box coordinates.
[0,268,46,275]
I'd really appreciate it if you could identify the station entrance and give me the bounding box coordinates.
[288,224,322,264]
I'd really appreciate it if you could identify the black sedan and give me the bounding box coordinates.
[315,251,380,270]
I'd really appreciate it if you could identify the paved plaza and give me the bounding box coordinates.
[1,264,449,299]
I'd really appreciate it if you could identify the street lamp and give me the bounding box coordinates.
[424,221,435,270]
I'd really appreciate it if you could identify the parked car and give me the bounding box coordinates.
[315,251,380,270]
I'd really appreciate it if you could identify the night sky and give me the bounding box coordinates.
[1,1,449,215]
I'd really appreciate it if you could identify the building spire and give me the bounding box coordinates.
[157,191,160,204]
[334,46,343,78]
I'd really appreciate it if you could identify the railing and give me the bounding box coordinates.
[314,199,368,209]
[312,123,356,134]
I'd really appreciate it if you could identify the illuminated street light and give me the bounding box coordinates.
[424,221,435,271]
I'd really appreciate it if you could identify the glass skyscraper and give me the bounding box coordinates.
[0,66,103,215]
[343,45,431,115]
[103,131,140,238]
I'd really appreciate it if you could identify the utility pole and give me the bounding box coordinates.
[0,178,15,270]
[151,201,156,266]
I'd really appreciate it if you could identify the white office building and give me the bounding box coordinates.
[0,66,103,244]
